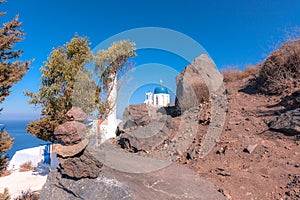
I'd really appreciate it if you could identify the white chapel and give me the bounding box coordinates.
[144,80,170,107]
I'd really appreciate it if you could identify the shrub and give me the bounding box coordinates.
[14,190,39,200]
[222,65,260,83]
[0,170,12,178]
[256,39,300,95]
[19,161,34,172]
[0,188,10,200]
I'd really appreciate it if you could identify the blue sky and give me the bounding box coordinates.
[0,0,300,120]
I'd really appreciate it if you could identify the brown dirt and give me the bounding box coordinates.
[181,77,300,199]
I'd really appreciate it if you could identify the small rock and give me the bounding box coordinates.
[224,89,231,95]
[53,139,88,158]
[229,121,241,125]
[216,168,231,176]
[66,107,87,122]
[243,143,258,154]
[216,146,227,155]
[218,188,232,199]
[186,149,195,160]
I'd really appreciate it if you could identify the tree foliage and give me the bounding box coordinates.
[0,0,29,174]
[26,37,136,142]
[94,41,136,121]
[25,37,91,141]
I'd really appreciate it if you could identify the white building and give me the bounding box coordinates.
[8,144,59,171]
[144,81,170,107]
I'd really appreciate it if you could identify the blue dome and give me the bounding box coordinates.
[154,86,168,94]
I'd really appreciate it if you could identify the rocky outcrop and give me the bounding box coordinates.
[117,102,178,153]
[41,155,225,200]
[121,104,157,130]
[119,115,173,152]
[53,107,102,179]
[175,54,223,112]
[270,108,300,135]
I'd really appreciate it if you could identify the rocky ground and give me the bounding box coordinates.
[184,78,300,200]
[116,77,299,199]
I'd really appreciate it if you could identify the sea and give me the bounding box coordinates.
[1,120,47,160]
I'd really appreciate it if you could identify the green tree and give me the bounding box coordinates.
[0,0,30,174]
[25,37,92,141]
[26,38,136,142]
[93,41,136,143]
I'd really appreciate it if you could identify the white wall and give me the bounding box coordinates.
[154,94,170,107]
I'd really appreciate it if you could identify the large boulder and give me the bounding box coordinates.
[175,54,223,112]
[121,104,157,130]
[269,108,300,135]
[119,115,173,152]
[54,121,86,145]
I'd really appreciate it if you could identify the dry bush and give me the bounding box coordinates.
[256,39,300,95]
[0,188,10,200]
[175,66,210,112]
[190,78,209,103]
[14,190,39,200]
[222,65,260,83]
[19,161,34,172]
[0,170,12,178]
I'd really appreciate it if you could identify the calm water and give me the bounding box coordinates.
[1,120,47,159]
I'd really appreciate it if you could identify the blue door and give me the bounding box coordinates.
[44,143,51,164]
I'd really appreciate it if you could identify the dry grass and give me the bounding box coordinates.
[0,188,10,200]
[222,65,260,83]
[19,161,34,172]
[0,170,12,178]
[256,39,300,95]
[14,189,39,200]
[190,78,209,103]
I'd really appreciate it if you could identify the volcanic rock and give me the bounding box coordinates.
[119,115,173,152]
[58,149,103,179]
[54,121,86,145]
[41,151,225,200]
[269,108,300,135]
[52,139,88,158]
[175,54,223,112]
[121,104,157,129]
[66,107,87,122]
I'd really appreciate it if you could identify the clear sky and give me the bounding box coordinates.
[0,0,300,120]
